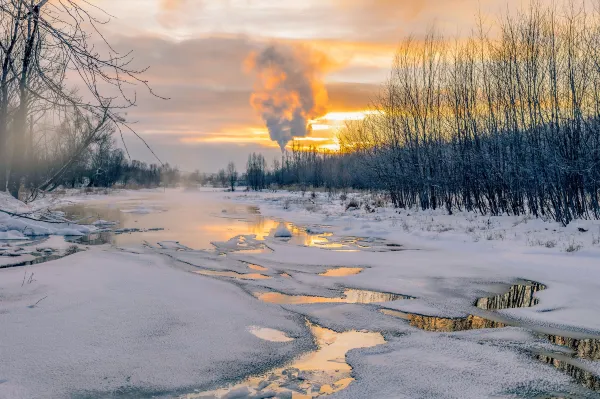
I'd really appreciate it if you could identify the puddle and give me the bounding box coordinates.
[194,270,271,280]
[380,309,506,332]
[380,280,600,393]
[536,351,600,392]
[248,326,295,343]
[248,263,268,271]
[67,231,113,246]
[380,281,545,332]
[476,281,547,311]
[547,336,600,361]
[319,268,363,277]
[186,323,385,399]
[535,336,600,393]
[256,288,410,305]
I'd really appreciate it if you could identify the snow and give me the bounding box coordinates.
[0,192,32,214]
[273,224,292,238]
[248,326,295,343]
[0,230,26,240]
[232,191,600,332]
[305,226,326,235]
[331,329,580,399]
[0,248,312,398]
[0,211,95,238]
[2,188,600,398]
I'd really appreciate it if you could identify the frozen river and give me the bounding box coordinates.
[2,189,600,398]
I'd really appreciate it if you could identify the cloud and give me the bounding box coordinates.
[157,0,196,28]
[82,0,582,173]
[83,33,381,170]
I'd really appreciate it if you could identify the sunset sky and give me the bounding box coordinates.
[89,0,555,171]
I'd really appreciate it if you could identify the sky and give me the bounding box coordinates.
[86,0,555,172]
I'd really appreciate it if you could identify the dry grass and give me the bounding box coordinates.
[564,240,583,253]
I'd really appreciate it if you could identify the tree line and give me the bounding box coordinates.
[235,2,600,225]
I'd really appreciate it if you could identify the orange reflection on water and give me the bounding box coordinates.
[319,268,363,277]
[186,323,385,399]
[248,263,268,271]
[257,289,408,305]
[380,309,506,332]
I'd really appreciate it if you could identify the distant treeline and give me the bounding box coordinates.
[235,3,600,225]
[243,146,358,192]
[15,112,180,193]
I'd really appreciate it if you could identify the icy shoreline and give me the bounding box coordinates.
[2,188,600,398]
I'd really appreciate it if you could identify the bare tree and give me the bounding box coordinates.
[0,0,163,199]
[227,162,238,192]
[231,1,600,226]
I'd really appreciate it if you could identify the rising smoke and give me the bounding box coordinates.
[245,44,328,150]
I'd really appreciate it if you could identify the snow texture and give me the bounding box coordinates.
[273,224,293,238]
[2,188,600,398]
[0,248,312,398]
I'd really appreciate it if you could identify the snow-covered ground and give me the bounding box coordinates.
[226,190,600,397]
[0,248,312,398]
[1,188,599,398]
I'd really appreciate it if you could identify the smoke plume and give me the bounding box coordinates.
[245,44,328,150]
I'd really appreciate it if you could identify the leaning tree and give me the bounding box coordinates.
[0,0,163,199]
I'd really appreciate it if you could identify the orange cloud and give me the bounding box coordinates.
[157,0,193,28]
[159,0,184,10]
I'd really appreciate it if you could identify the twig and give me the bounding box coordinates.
[0,208,74,224]
[28,295,48,308]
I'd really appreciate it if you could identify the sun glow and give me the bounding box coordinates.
[318,111,377,121]
[293,110,374,151]
[178,110,371,152]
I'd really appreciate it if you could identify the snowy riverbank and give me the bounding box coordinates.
[1,188,599,398]
[0,190,313,398]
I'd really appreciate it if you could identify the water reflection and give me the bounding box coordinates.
[380,309,506,332]
[379,280,600,393]
[248,263,268,271]
[537,352,600,392]
[381,281,543,333]
[548,336,600,361]
[59,198,274,250]
[1,254,64,269]
[476,281,547,310]
[194,270,271,280]
[67,231,112,245]
[319,268,363,277]
[537,336,600,393]
[58,196,390,253]
[257,288,410,305]
[185,323,385,399]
